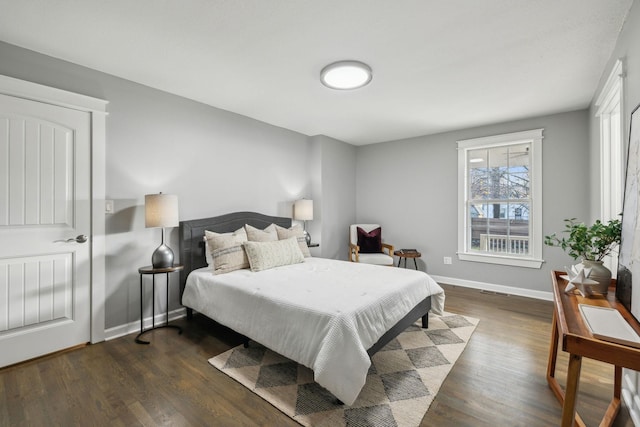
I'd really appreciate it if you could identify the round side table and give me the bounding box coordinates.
[394,249,422,270]
[136,264,184,344]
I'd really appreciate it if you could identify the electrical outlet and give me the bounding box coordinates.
[443,256,452,265]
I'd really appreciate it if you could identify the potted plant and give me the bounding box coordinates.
[544,217,622,294]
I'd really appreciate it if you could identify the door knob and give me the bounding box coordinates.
[66,234,88,243]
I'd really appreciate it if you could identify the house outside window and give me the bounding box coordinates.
[457,129,544,268]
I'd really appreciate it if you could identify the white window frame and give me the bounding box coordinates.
[595,59,625,274]
[457,129,544,268]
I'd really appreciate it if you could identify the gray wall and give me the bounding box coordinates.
[356,110,591,293]
[101,87,310,330]
[589,0,640,220]
[0,41,317,330]
[306,135,357,260]
[318,135,357,260]
[587,0,640,418]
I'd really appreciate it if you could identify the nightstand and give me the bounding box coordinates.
[136,264,184,344]
[308,243,319,248]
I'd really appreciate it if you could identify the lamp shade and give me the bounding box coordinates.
[145,193,179,228]
[293,199,313,221]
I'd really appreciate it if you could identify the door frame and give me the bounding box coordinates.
[0,74,108,343]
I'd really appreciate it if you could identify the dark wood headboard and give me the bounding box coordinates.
[178,211,292,296]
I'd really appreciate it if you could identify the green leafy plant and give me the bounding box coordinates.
[544,217,622,261]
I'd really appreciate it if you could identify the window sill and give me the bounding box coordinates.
[458,252,544,269]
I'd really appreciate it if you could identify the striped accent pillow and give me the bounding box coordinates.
[205,228,249,274]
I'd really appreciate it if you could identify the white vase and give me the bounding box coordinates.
[582,260,611,295]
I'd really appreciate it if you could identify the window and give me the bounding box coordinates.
[457,129,543,268]
[595,59,624,274]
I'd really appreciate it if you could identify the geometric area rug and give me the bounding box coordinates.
[209,312,479,427]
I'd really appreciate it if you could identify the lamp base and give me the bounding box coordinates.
[304,230,311,246]
[152,244,174,269]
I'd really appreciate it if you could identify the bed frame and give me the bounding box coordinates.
[178,211,431,358]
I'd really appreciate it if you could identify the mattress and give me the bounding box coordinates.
[182,257,445,405]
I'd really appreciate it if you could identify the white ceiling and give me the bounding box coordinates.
[0,1,633,145]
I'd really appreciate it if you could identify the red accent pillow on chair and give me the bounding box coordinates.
[357,227,382,253]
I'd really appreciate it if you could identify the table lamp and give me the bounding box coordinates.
[145,193,179,268]
[294,199,313,245]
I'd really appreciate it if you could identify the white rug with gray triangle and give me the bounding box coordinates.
[209,312,478,426]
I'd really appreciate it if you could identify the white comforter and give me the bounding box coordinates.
[182,257,445,405]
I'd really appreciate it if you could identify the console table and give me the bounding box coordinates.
[547,270,640,426]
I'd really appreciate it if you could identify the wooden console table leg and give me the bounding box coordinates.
[547,312,563,400]
[547,312,559,376]
[547,311,587,427]
[601,366,622,426]
[614,365,622,400]
[561,353,583,427]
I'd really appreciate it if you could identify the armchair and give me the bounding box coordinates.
[349,224,394,266]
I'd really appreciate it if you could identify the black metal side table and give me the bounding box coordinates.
[136,264,184,344]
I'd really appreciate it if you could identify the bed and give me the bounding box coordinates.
[179,212,445,405]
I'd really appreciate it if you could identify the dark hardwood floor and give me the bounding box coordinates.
[0,284,635,426]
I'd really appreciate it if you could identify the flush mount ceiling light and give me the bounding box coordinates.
[320,60,372,90]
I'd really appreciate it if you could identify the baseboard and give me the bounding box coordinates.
[429,274,553,301]
[104,307,187,341]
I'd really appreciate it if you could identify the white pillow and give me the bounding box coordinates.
[243,237,304,272]
[275,224,311,257]
[245,223,278,242]
[203,236,213,267]
[204,228,249,274]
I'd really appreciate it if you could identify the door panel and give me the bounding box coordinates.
[0,93,90,367]
[0,253,73,333]
[1,115,74,226]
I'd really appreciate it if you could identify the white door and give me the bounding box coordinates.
[0,92,91,367]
